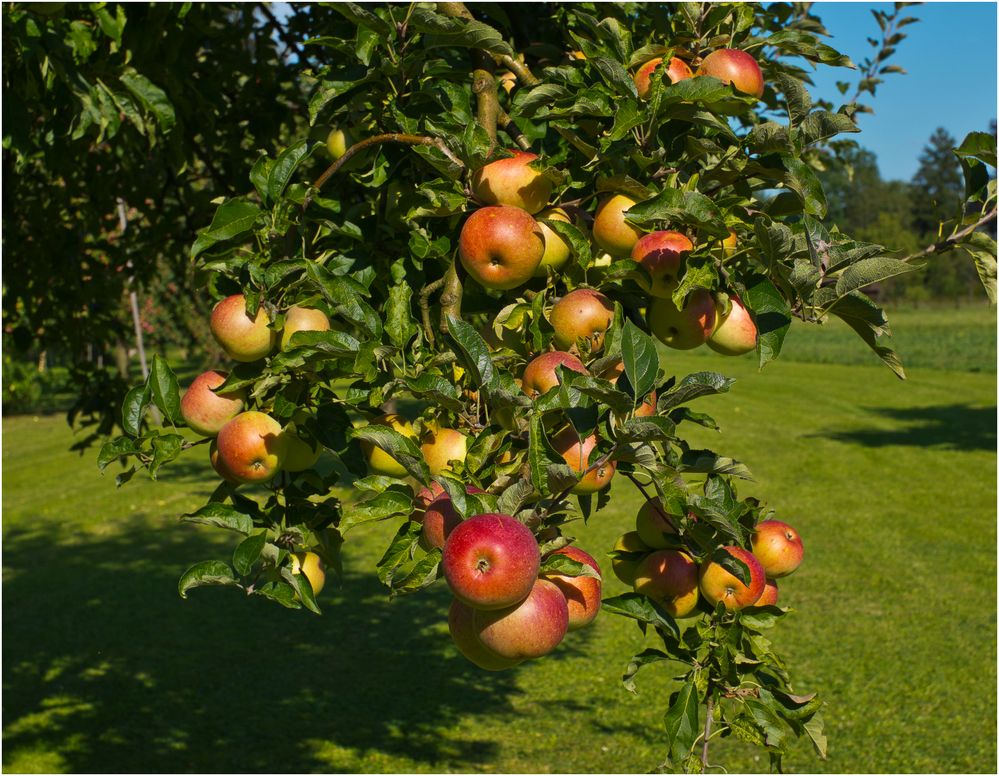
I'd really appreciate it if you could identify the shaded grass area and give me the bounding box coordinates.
[3,324,997,773]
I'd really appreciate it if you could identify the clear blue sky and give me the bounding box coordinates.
[801,2,998,181]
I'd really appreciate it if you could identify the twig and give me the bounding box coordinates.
[901,207,997,263]
[439,261,464,335]
[701,692,714,770]
[259,4,308,65]
[498,109,532,151]
[418,278,446,347]
[311,133,463,193]
[498,53,540,87]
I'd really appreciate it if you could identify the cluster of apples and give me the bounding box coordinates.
[179,294,336,591]
[613,499,804,615]
[418,502,602,671]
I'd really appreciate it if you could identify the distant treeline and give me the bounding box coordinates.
[819,124,998,304]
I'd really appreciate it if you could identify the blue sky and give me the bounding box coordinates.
[799,2,998,181]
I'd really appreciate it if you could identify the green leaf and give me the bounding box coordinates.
[180,504,254,535]
[539,553,601,579]
[663,681,700,763]
[797,110,859,146]
[617,416,677,443]
[405,374,463,412]
[282,566,321,614]
[340,488,414,533]
[963,232,998,303]
[954,131,997,168]
[589,55,637,97]
[746,122,793,155]
[97,436,138,472]
[744,275,791,368]
[804,714,829,759]
[497,479,536,516]
[538,217,591,268]
[232,532,267,576]
[191,198,261,259]
[253,581,300,610]
[267,139,312,202]
[620,320,658,401]
[304,263,382,338]
[407,7,514,57]
[622,648,674,694]
[658,372,734,411]
[625,187,728,237]
[385,282,418,347]
[528,413,552,495]
[149,433,184,479]
[121,384,149,437]
[712,546,751,586]
[119,67,175,131]
[390,549,442,595]
[329,1,392,34]
[376,521,422,586]
[781,156,826,218]
[774,73,811,126]
[834,257,921,297]
[149,355,181,423]
[177,560,238,599]
[351,424,429,484]
[445,314,495,388]
[601,592,680,639]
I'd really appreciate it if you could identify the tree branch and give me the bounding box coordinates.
[311,133,462,193]
[498,53,540,87]
[418,277,446,347]
[498,109,532,151]
[701,693,714,770]
[439,261,464,335]
[901,206,997,263]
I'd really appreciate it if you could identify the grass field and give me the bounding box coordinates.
[3,305,996,773]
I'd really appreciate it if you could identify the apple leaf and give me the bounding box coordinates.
[232,532,267,577]
[664,681,700,763]
[539,553,601,580]
[339,488,414,533]
[350,424,430,484]
[445,314,495,389]
[657,371,734,411]
[253,581,300,610]
[538,216,591,268]
[281,563,321,614]
[781,155,827,218]
[711,547,752,586]
[177,560,239,599]
[97,435,139,472]
[149,433,184,479]
[121,383,149,437]
[150,354,181,424]
[743,274,791,369]
[405,374,463,412]
[622,648,674,694]
[620,320,659,403]
[385,281,419,348]
[375,521,422,587]
[389,549,442,596]
[190,198,260,259]
[601,592,680,639]
[267,138,312,203]
[180,504,254,535]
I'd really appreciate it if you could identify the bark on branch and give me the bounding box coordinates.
[311,133,462,192]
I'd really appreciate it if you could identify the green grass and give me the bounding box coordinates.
[3,309,996,773]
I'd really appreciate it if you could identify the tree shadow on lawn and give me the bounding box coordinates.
[2,521,593,773]
[812,403,997,452]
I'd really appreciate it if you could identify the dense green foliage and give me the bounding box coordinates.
[4,331,995,772]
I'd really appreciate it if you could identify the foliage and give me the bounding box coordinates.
[4,2,996,773]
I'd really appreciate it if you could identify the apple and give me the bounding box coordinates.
[697,48,765,98]
[280,305,331,350]
[751,520,804,579]
[699,546,766,611]
[420,425,468,475]
[210,294,276,362]
[721,229,738,257]
[707,295,758,356]
[360,414,416,478]
[633,549,700,618]
[550,288,614,354]
[634,56,693,99]
[209,439,240,484]
[448,598,522,671]
[541,546,602,631]
[755,579,779,607]
[290,551,326,596]
[534,207,573,276]
[326,126,354,159]
[442,513,541,610]
[473,578,569,660]
[611,531,651,585]
[647,289,717,350]
[418,485,486,551]
[635,498,679,548]
[592,194,642,257]
[599,359,656,418]
[631,231,694,298]
[180,370,246,437]
[470,150,553,214]
[282,427,323,472]
[458,206,546,290]
[551,426,616,495]
[521,351,588,399]
[215,411,287,484]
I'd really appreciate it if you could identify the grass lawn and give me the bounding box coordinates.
[3,305,996,773]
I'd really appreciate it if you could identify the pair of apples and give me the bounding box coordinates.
[433,510,601,671]
[614,500,804,614]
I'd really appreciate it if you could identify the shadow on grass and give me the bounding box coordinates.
[813,403,997,452]
[1,519,576,773]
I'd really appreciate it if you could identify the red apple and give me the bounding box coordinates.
[633,549,700,618]
[592,194,642,257]
[699,546,766,611]
[473,578,569,660]
[551,426,616,495]
[634,56,693,99]
[448,598,522,671]
[521,351,588,399]
[180,370,246,437]
[458,206,546,290]
[209,439,240,484]
[541,546,602,631]
[755,579,779,607]
[550,288,614,353]
[215,411,287,484]
[420,426,468,475]
[708,295,758,356]
[418,485,486,552]
[647,289,717,350]
[210,294,275,362]
[442,513,541,610]
[631,231,694,298]
[611,531,651,585]
[280,305,331,350]
[635,498,679,548]
[751,520,804,579]
[697,48,765,98]
[470,150,553,214]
